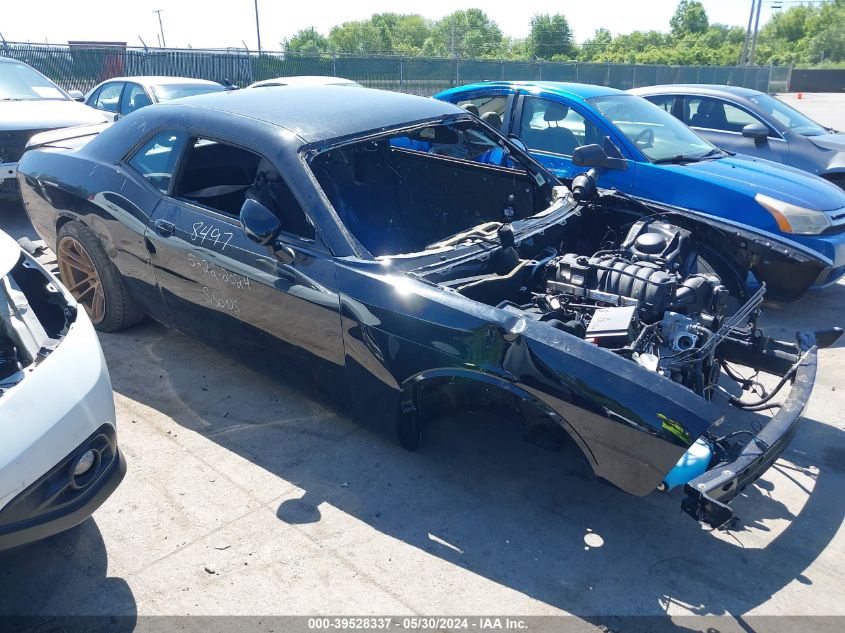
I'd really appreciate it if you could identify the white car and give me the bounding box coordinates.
[0,230,124,550]
[0,57,108,200]
[84,76,227,122]
[247,75,361,89]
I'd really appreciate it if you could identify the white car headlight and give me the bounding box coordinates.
[756,193,832,235]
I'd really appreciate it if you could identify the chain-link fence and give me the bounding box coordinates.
[1,42,786,95]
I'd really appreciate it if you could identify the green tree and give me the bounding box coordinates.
[807,0,845,63]
[422,9,503,58]
[579,28,613,61]
[370,13,430,55]
[329,21,389,54]
[670,0,709,37]
[529,13,575,60]
[283,27,331,54]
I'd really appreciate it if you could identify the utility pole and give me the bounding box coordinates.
[253,0,262,52]
[153,9,166,48]
[740,0,756,65]
[748,0,764,66]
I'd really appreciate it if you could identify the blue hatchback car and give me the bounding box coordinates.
[435,82,845,297]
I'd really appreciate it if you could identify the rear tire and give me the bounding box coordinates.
[56,221,144,332]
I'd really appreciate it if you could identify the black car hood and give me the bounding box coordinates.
[0,100,108,132]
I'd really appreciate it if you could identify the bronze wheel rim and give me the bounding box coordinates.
[57,236,105,324]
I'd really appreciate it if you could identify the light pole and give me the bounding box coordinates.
[740,0,756,65]
[748,0,764,65]
[254,0,262,52]
[153,9,166,48]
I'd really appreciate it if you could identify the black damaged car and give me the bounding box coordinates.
[16,86,839,528]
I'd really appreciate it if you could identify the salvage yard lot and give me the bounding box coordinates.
[1,93,844,622]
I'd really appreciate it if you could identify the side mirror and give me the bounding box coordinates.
[240,198,295,264]
[742,122,769,141]
[507,134,528,152]
[572,137,628,171]
[240,198,281,246]
[67,89,85,102]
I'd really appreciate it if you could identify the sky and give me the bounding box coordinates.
[1,0,778,50]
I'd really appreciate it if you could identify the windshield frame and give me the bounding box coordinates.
[0,60,70,102]
[304,113,562,259]
[587,93,718,164]
[748,93,829,137]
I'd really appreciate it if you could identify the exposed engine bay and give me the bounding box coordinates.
[429,201,769,404]
[512,218,758,399]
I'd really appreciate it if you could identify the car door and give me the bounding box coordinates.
[143,133,347,395]
[89,81,125,121]
[513,93,634,191]
[682,96,788,163]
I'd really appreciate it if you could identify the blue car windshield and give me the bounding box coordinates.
[748,93,828,136]
[588,94,714,163]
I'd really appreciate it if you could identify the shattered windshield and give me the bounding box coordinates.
[310,119,554,257]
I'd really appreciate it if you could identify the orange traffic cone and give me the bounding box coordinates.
[797,92,804,99]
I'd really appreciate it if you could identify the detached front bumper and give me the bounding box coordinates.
[681,332,819,529]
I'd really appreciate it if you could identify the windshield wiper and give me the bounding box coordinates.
[652,154,701,165]
[653,148,728,165]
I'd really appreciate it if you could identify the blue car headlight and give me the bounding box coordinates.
[756,193,832,235]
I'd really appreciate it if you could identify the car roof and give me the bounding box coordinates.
[162,85,461,143]
[445,81,625,101]
[630,84,763,98]
[97,76,223,89]
[249,75,360,88]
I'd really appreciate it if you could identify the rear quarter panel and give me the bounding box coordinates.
[17,146,167,321]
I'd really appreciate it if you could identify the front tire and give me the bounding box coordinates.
[56,221,144,332]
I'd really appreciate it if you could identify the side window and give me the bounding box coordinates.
[127,131,188,193]
[120,84,151,115]
[646,95,676,115]
[518,96,598,157]
[86,86,101,106]
[94,82,124,113]
[174,138,315,239]
[722,102,761,133]
[686,97,761,133]
[456,95,508,132]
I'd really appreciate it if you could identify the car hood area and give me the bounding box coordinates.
[0,99,108,132]
[667,153,845,211]
[808,132,845,152]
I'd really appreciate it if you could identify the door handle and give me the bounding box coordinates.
[154,219,176,237]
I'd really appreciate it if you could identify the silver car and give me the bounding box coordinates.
[631,84,845,189]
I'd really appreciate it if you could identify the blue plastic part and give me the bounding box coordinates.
[662,437,713,491]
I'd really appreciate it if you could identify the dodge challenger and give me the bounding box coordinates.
[15,86,838,529]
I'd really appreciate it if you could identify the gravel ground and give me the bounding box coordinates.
[1,92,844,629]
